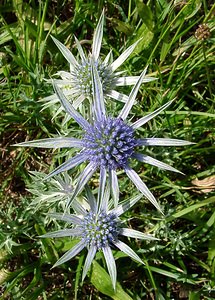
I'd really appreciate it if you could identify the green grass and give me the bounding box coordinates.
[0,0,215,299]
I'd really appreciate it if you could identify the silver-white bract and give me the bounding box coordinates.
[41,10,156,118]
[27,171,74,211]
[40,185,158,290]
[16,66,193,214]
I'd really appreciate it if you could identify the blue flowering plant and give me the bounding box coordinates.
[40,183,158,290]
[16,63,193,213]
[42,10,156,117]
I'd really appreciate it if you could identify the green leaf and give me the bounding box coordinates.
[4,263,38,294]
[21,266,42,296]
[160,41,170,62]
[182,0,202,20]
[189,291,200,300]
[90,261,132,300]
[110,18,133,35]
[74,253,85,300]
[147,266,196,284]
[136,0,154,31]
[130,23,154,58]
[55,238,80,252]
[207,211,215,285]
[35,224,59,265]
[167,196,215,222]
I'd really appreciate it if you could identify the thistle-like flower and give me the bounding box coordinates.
[42,10,155,115]
[16,66,193,213]
[40,184,157,289]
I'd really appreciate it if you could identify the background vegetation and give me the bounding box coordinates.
[0,0,215,299]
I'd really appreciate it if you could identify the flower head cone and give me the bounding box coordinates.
[40,184,158,290]
[16,65,194,213]
[41,10,156,117]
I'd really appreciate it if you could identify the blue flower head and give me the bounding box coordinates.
[42,10,156,116]
[83,116,137,169]
[40,184,158,290]
[16,65,193,213]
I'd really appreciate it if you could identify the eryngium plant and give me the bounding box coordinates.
[40,184,157,290]
[27,171,74,211]
[42,10,156,116]
[16,66,193,213]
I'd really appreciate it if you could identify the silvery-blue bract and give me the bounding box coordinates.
[27,171,74,210]
[40,185,158,290]
[16,65,193,213]
[41,10,156,117]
